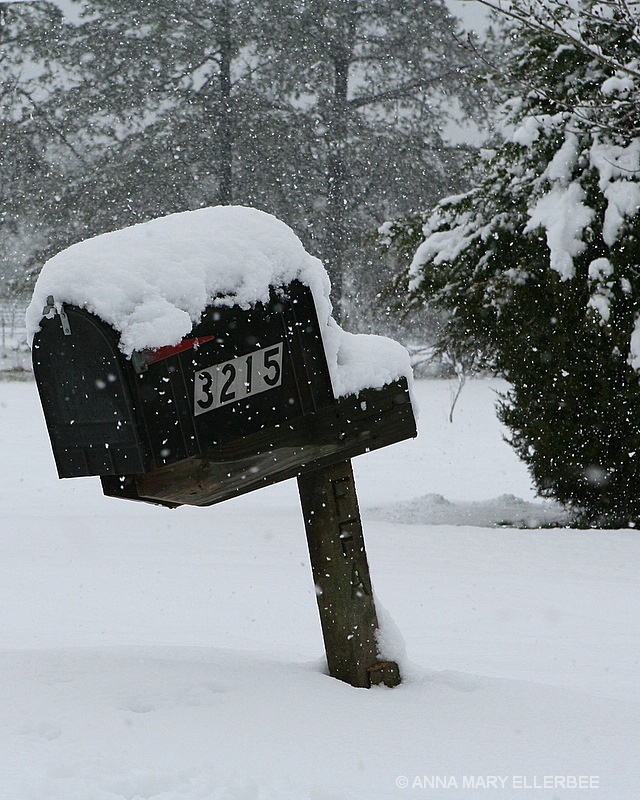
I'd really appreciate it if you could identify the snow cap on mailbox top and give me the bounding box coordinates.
[26,205,412,398]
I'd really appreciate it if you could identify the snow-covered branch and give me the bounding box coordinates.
[476,0,640,80]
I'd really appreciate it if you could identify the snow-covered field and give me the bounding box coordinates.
[1,377,639,799]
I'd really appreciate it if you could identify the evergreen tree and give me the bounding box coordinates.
[382,1,640,526]
[0,0,68,295]
[43,0,262,238]
[254,0,484,314]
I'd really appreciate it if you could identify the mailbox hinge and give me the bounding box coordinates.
[42,295,72,336]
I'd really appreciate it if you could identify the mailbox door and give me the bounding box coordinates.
[32,308,147,478]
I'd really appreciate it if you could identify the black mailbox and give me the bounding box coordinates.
[33,280,416,508]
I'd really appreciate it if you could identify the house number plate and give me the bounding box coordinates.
[194,342,283,416]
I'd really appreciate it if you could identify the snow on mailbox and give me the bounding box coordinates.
[27,206,416,508]
[27,205,417,688]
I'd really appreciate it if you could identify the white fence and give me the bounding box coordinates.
[0,298,31,375]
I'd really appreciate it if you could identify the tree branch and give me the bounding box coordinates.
[17,86,89,166]
[348,71,469,109]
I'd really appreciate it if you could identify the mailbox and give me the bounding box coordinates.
[33,279,416,508]
[30,203,419,688]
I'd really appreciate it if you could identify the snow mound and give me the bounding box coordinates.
[26,206,412,398]
[367,492,569,528]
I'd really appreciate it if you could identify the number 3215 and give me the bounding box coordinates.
[194,342,283,416]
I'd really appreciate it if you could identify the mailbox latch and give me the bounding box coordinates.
[42,295,72,336]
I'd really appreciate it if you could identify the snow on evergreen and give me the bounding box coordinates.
[380,0,640,526]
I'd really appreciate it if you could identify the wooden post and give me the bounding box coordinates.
[297,459,401,688]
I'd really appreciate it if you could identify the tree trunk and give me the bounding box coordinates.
[217,0,233,205]
[324,4,357,321]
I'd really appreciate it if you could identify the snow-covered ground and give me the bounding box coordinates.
[1,377,638,799]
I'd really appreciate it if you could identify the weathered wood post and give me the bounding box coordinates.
[298,459,401,688]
